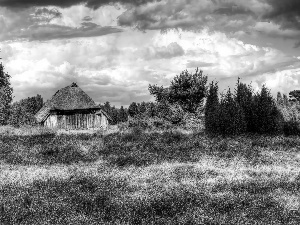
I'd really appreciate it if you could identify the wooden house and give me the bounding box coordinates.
[35,83,111,130]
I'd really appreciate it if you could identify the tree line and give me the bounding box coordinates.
[1,56,300,134]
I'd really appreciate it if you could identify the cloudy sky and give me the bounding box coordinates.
[0,0,299,107]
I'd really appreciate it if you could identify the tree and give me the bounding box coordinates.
[103,101,111,114]
[204,81,220,134]
[146,102,157,117]
[283,94,289,107]
[149,68,208,113]
[234,78,254,132]
[118,106,128,122]
[289,90,300,102]
[105,105,119,125]
[252,85,283,134]
[169,68,208,113]
[128,102,139,117]
[0,62,13,125]
[8,95,43,127]
[148,85,170,103]
[139,101,147,115]
[277,92,284,105]
[219,88,246,136]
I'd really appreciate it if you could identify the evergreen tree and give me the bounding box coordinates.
[139,101,147,115]
[146,102,157,117]
[0,62,13,125]
[277,92,284,105]
[128,102,139,117]
[252,85,283,134]
[219,89,246,136]
[204,81,220,134]
[110,106,119,125]
[103,101,111,114]
[283,94,290,107]
[118,106,128,122]
[234,78,254,132]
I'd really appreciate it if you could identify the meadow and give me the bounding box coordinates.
[1,126,300,224]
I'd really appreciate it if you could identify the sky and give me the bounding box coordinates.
[0,0,299,107]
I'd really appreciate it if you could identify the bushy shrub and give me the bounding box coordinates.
[278,104,300,122]
[159,103,185,124]
[283,120,300,136]
[128,115,172,130]
[180,112,204,131]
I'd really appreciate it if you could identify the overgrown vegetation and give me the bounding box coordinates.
[2,127,300,224]
[0,62,13,125]
[0,128,102,165]
[8,95,43,127]
[2,63,300,224]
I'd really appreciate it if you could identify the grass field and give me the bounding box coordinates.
[1,126,300,224]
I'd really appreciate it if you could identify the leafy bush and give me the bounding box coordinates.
[8,95,43,127]
[180,112,204,131]
[128,115,172,130]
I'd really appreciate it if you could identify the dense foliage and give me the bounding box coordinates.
[205,79,285,136]
[289,90,300,102]
[101,101,128,125]
[149,68,208,113]
[0,63,13,125]
[204,81,219,134]
[218,89,246,136]
[8,95,43,127]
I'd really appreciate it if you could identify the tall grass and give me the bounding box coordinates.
[2,125,300,166]
[2,165,300,224]
[0,131,102,165]
[2,126,300,224]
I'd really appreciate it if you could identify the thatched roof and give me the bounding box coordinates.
[35,83,103,123]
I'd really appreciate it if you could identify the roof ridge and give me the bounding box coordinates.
[35,83,97,122]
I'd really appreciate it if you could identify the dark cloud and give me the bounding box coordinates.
[14,24,122,41]
[214,3,254,16]
[80,21,99,28]
[186,60,215,68]
[118,0,200,30]
[117,0,256,32]
[0,6,123,41]
[82,15,93,21]
[0,0,158,10]
[263,0,300,30]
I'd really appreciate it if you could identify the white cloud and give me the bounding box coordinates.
[253,21,300,40]
[3,25,300,107]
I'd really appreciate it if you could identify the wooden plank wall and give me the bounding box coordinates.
[44,112,108,130]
